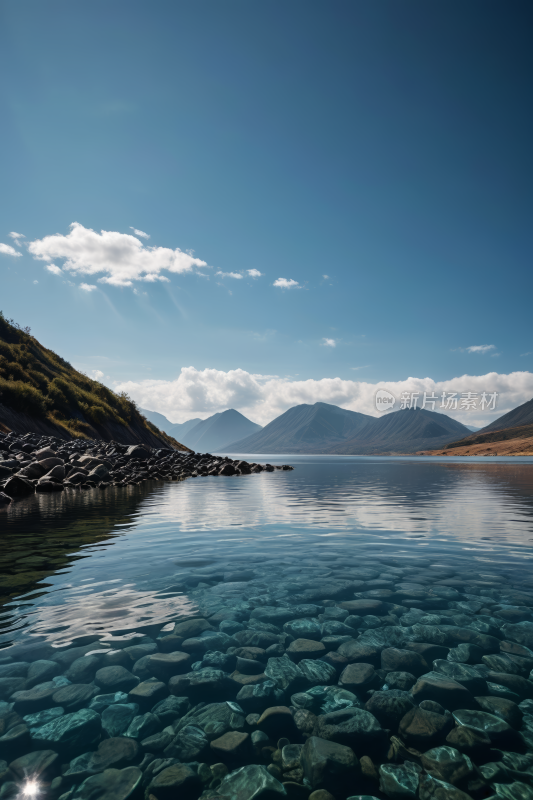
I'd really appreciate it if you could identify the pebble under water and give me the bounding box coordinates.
[1,455,533,800]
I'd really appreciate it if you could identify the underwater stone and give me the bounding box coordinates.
[72,766,142,800]
[379,762,420,799]
[218,764,287,800]
[101,703,139,737]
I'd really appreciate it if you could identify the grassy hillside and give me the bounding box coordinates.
[0,311,185,448]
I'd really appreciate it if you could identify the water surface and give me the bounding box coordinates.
[2,455,533,649]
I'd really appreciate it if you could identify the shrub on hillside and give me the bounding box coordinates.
[0,378,49,416]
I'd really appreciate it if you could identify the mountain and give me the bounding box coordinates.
[423,422,533,456]
[140,408,201,439]
[226,403,472,454]
[478,397,533,433]
[0,312,186,449]
[225,402,372,453]
[465,425,481,432]
[332,407,473,454]
[421,396,533,456]
[180,409,262,452]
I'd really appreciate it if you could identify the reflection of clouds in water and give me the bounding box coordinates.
[4,581,196,647]
[140,462,533,548]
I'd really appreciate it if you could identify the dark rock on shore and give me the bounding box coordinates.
[0,429,294,501]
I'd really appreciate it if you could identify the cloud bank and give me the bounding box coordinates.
[116,368,533,428]
[28,222,208,287]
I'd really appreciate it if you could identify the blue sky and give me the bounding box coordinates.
[1,0,532,424]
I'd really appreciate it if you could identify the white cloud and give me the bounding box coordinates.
[0,242,22,257]
[46,264,63,275]
[9,232,25,245]
[115,368,533,429]
[323,274,329,279]
[129,227,150,239]
[33,280,38,284]
[80,283,97,292]
[91,369,104,380]
[247,269,263,278]
[465,345,496,354]
[273,278,299,289]
[521,352,532,357]
[28,222,208,287]
[322,338,336,347]
[216,271,243,279]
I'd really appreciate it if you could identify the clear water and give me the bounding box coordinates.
[2,455,533,650]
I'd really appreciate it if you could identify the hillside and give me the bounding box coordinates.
[419,423,533,456]
[225,402,372,453]
[181,409,262,452]
[478,397,533,433]
[140,408,201,439]
[0,312,187,449]
[421,396,533,456]
[332,407,473,454]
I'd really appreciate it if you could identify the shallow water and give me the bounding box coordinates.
[2,455,533,649]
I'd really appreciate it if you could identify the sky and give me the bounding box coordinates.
[1,0,532,427]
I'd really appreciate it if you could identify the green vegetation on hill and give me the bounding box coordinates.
[0,311,178,446]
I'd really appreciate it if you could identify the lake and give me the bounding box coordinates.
[3,455,533,799]
[2,455,533,650]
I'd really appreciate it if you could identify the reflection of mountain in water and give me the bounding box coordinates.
[149,458,533,548]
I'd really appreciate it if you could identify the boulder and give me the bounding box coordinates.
[452,708,517,747]
[148,763,202,798]
[287,640,326,662]
[218,764,287,800]
[101,703,139,738]
[336,642,380,666]
[411,672,476,710]
[94,666,139,694]
[210,731,251,760]
[3,475,35,496]
[338,663,380,693]
[301,735,359,792]
[364,691,415,732]
[379,762,421,799]
[314,707,385,751]
[30,708,101,754]
[71,766,142,800]
[148,651,191,681]
[381,648,426,677]
[126,445,150,460]
[420,746,474,786]
[8,749,59,781]
[398,707,453,751]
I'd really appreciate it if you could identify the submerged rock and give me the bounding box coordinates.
[218,764,287,800]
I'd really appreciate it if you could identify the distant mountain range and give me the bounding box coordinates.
[140,408,201,440]
[140,395,533,457]
[225,402,472,455]
[140,408,262,452]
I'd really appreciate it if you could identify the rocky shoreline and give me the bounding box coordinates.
[1,557,533,799]
[0,430,293,505]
